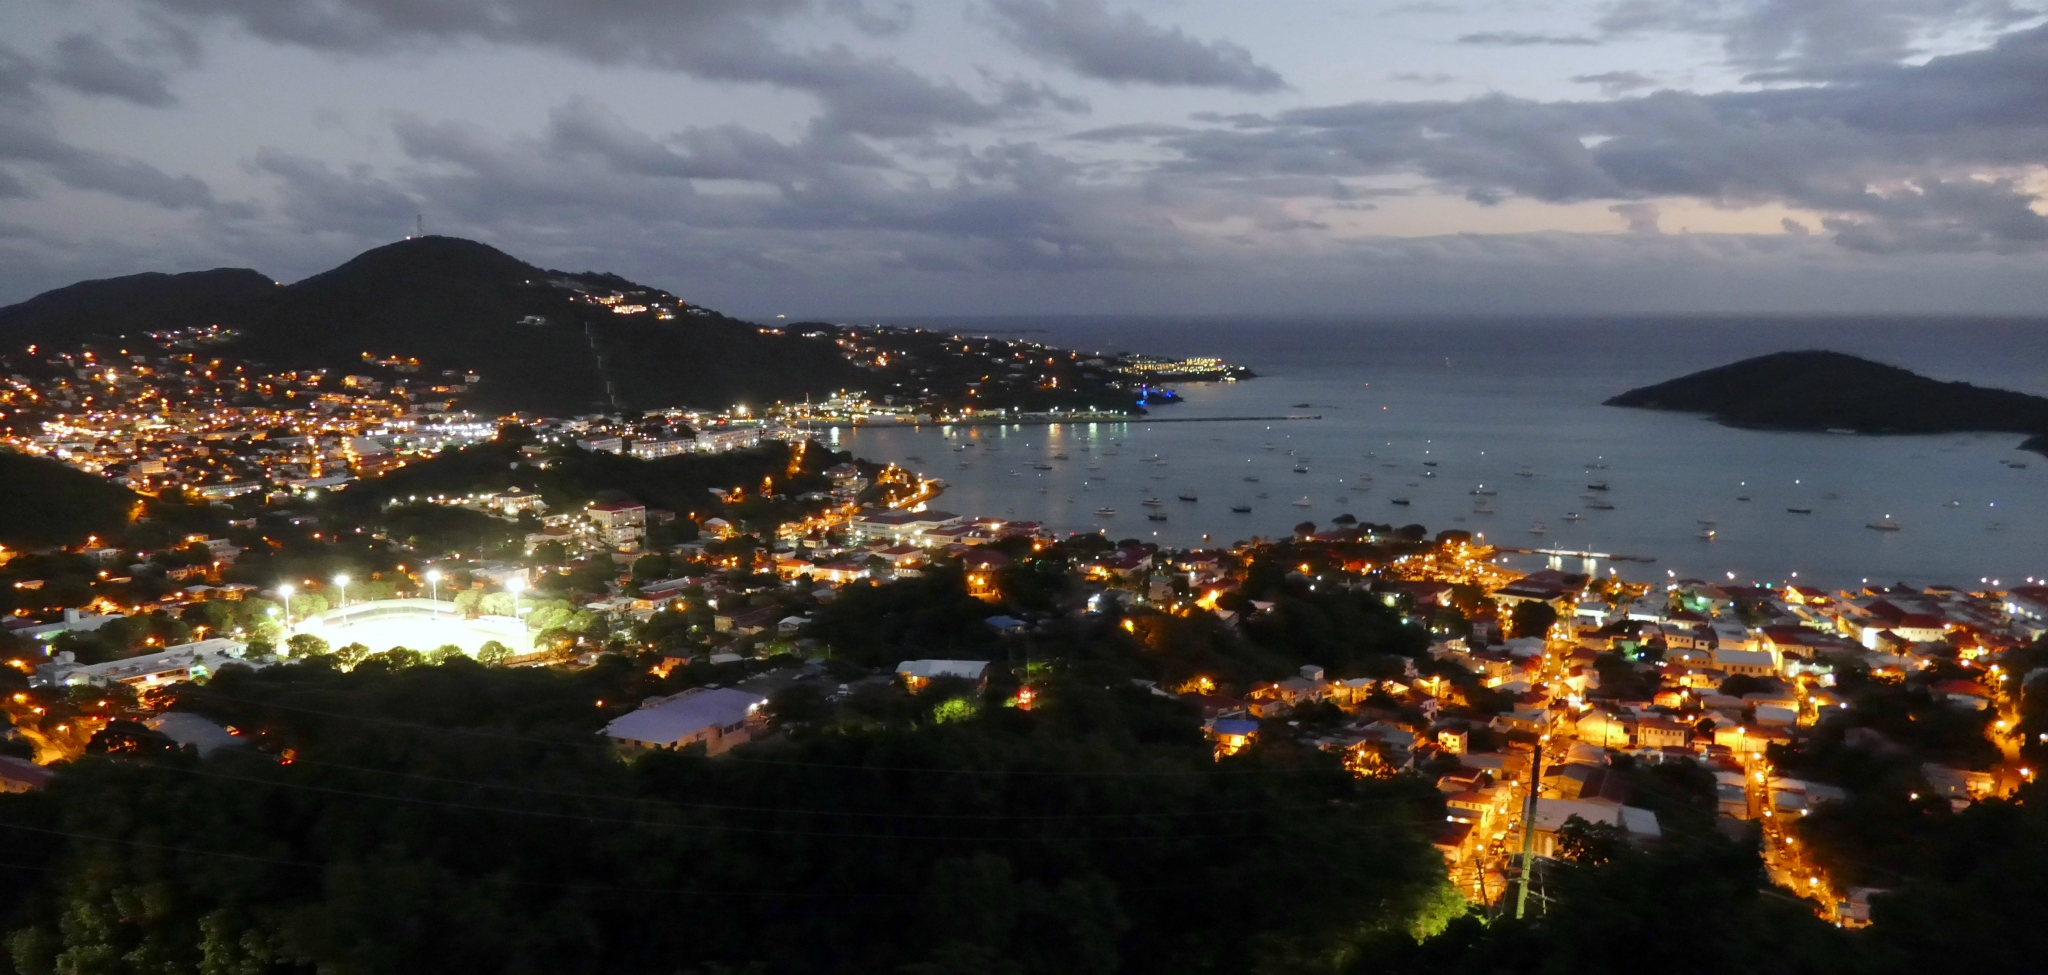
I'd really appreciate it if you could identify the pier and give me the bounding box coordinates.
[1499,547,1657,574]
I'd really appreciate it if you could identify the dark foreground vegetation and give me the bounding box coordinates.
[0,661,1453,975]
[6,644,2048,974]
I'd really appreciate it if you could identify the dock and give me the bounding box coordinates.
[1501,546,1657,564]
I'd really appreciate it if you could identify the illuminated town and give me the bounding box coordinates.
[5,332,2044,935]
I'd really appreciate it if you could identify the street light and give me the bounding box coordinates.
[278,583,294,625]
[506,576,525,621]
[333,573,350,609]
[425,569,441,614]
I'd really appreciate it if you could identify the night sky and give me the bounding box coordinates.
[6,0,2048,316]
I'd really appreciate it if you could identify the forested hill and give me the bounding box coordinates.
[0,237,868,416]
[0,268,276,344]
[0,451,141,548]
[1606,350,2048,445]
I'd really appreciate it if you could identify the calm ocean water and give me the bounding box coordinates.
[830,318,2048,591]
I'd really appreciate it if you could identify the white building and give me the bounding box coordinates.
[629,437,693,460]
[32,638,254,689]
[601,687,768,755]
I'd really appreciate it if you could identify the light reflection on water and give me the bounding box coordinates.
[831,317,2046,590]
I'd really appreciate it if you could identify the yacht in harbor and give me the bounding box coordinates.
[1867,516,1902,531]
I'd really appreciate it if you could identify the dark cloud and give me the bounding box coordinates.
[1156,23,2048,253]
[986,0,1287,92]
[824,0,915,36]
[1597,0,2040,74]
[1455,31,1603,46]
[0,43,218,211]
[0,47,38,106]
[1063,122,1196,141]
[1609,201,1662,232]
[1570,70,1657,94]
[46,34,178,106]
[248,150,420,236]
[136,0,1070,137]
[139,0,788,57]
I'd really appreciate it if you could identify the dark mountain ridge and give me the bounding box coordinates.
[1607,350,2048,451]
[0,267,277,345]
[0,237,867,415]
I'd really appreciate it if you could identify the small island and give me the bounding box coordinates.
[1606,350,2048,453]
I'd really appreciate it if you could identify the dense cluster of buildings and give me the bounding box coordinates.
[1173,561,2044,923]
[0,328,484,497]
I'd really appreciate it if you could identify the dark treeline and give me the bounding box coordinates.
[0,660,1453,975]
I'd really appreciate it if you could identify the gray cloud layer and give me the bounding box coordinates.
[1148,22,2048,252]
[1455,31,1603,46]
[4,0,2048,316]
[985,0,1287,92]
[46,34,179,106]
[0,40,219,211]
[1599,0,2044,75]
[135,0,1071,136]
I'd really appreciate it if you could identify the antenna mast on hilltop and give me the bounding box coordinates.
[416,213,426,238]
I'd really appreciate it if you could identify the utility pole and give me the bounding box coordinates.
[1515,731,1547,919]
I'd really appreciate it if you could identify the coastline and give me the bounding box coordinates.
[792,413,1321,429]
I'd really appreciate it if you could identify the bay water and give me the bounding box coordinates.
[829,317,2047,591]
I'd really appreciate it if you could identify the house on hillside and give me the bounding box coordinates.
[896,659,990,691]
[1528,798,1660,857]
[601,687,768,755]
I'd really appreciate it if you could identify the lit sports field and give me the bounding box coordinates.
[293,600,530,656]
